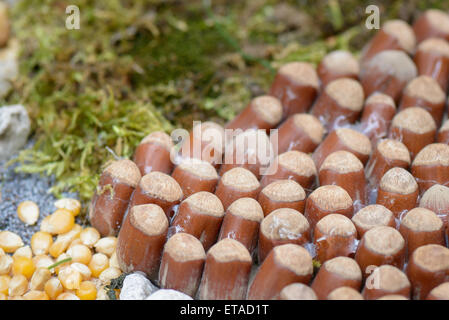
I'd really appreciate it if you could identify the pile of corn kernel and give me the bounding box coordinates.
[0,199,122,300]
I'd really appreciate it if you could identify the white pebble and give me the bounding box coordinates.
[146,289,193,300]
[119,272,158,300]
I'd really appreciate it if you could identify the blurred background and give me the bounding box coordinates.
[2,0,449,206]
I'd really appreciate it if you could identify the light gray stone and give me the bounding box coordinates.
[119,272,158,300]
[146,289,193,300]
[0,104,30,161]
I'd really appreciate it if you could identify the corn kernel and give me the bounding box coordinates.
[33,255,54,270]
[88,253,109,278]
[31,232,53,255]
[8,274,28,296]
[0,231,24,253]
[58,266,82,290]
[40,215,52,232]
[52,253,71,275]
[80,227,100,248]
[69,238,83,248]
[94,237,117,257]
[30,267,52,291]
[44,277,63,299]
[99,267,121,285]
[67,244,92,265]
[49,240,68,258]
[41,209,75,235]
[23,290,50,300]
[12,256,35,279]
[70,262,92,280]
[56,292,80,300]
[12,245,33,259]
[0,293,6,300]
[0,275,10,295]
[17,200,40,225]
[49,225,82,258]
[71,224,83,237]
[0,254,13,275]
[54,198,81,217]
[0,248,4,257]
[96,286,110,300]
[109,251,120,269]
[76,281,97,300]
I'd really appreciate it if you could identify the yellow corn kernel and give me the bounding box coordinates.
[94,237,117,257]
[49,240,68,258]
[31,232,53,255]
[109,251,120,269]
[44,277,63,300]
[69,238,83,248]
[54,198,81,217]
[0,293,6,300]
[67,244,92,265]
[99,267,121,285]
[23,290,50,300]
[88,253,109,278]
[40,215,51,232]
[70,262,91,280]
[13,245,33,259]
[17,200,40,225]
[8,274,28,296]
[33,255,54,270]
[52,253,71,275]
[41,209,75,235]
[12,256,35,279]
[0,254,13,275]
[30,267,52,291]
[56,292,80,300]
[76,281,97,300]
[0,275,10,295]
[71,224,83,237]
[58,266,82,290]
[49,225,82,258]
[0,231,24,253]
[80,227,100,248]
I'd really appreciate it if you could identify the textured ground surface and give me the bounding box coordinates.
[0,141,77,244]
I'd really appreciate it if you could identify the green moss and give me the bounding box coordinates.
[7,0,172,204]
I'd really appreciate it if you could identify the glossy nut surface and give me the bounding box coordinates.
[277,114,325,155]
[360,50,417,103]
[269,62,319,118]
[318,50,359,86]
[376,167,419,218]
[355,226,406,277]
[258,180,306,217]
[89,160,141,237]
[389,107,436,159]
[133,131,174,176]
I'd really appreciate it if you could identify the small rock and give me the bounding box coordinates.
[119,272,158,300]
[146,289,193,300]
[0,104,30,161]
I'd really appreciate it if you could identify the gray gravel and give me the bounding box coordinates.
[0,141,77,244]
